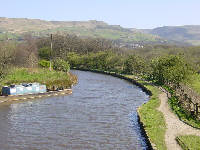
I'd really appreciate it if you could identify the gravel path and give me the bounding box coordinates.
[158,91,200,150]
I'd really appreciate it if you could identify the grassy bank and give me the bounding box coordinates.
[0,68,77,91]
[176,135,200,150]
[125,75,167,150]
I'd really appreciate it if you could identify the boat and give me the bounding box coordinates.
[2,83,46,96]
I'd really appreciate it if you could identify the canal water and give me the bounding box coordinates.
[0,70,149,150]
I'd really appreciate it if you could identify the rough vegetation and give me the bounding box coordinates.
[176,135,200,150]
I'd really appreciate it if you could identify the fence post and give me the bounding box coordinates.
[196,103,198,115]
[188,98,191,111]
[192,103,195,115]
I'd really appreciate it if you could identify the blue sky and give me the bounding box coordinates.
[0,0,199,28]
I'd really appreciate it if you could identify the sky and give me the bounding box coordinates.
[0,0,200,29]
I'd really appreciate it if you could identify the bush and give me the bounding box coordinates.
[53,58,70,72]
[38,47,51,60]
[39,60,50,68]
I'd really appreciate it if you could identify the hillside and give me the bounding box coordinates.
[1,17,200,46]
[0,17,164,46]
[141,25,200,46]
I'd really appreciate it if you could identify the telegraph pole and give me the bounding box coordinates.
[49,34,53,71]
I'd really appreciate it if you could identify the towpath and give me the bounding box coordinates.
[158,91,200,150]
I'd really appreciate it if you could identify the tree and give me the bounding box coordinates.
[23,34,38,67]
[0,41,16,78]
[65,52,81,68]
[53,58,70,72]
[150,55,194,85]
[38,47,51,60]
[123,55,146,75]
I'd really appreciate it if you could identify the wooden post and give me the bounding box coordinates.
[188,98,191,111]
[49,34,53,71]
[192,103,195,114]
[196,103,198,115]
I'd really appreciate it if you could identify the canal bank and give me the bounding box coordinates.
[73,68,166,150]
[0,89,73,104]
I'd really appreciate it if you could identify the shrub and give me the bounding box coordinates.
[39,60,50,68]
[150,55,194,85]
[53,58,70,72]
[123,55,146,75]
[38,47,51,60]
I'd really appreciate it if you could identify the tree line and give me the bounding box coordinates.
[36,34,198,86]
[0,34,199,87]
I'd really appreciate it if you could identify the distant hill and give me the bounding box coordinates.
[0,17,200,46]
[0,17,165,46]
[141,25,200,46]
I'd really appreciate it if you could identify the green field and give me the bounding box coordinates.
[39,26,159,43]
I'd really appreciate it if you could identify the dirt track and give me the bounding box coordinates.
[158,92,200,150]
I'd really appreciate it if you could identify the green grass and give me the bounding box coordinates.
[125,75,167,150]
[176,135,200,150]
[189,74,200,94]
[0,68,77,91]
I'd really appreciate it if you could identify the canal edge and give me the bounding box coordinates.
[0,89,73,104]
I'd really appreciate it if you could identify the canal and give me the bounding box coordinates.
[0,70,149,150]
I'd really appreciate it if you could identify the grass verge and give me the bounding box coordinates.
[0,68,77,91]
[176,135,200,150]
[125,75,167,150]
